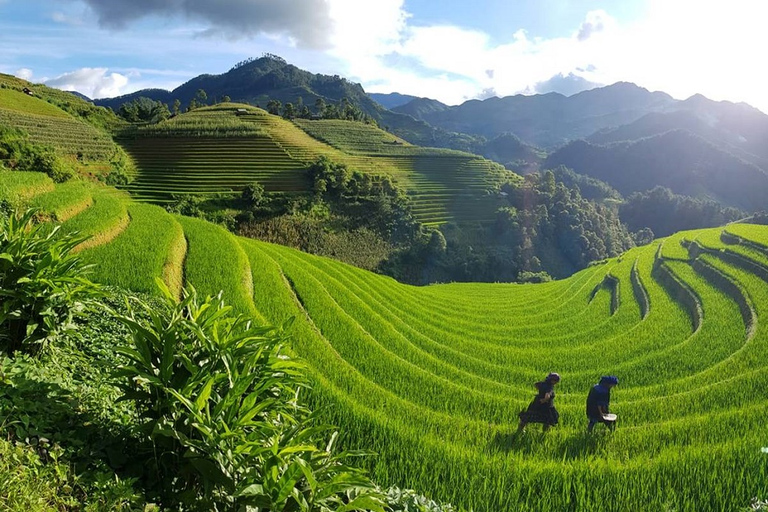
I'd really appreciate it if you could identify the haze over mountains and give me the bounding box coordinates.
[93,55,768,212]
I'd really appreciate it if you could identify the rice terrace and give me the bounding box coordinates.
[4,165,768,509]
[3,42,768,512]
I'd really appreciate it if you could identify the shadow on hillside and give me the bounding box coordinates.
[489,429,606,459]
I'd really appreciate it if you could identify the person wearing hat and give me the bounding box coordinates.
[586,375,619,432]
[517,372,561,433]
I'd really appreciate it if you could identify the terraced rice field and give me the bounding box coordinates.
[9,174,768,511]
[120,136,309,201]
[0,92,119,162]
[119,105,512,225]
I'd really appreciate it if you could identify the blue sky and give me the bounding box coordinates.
[1,0,766,113]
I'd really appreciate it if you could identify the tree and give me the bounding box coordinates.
[283,102,296,119]
[314,98,326,117]
[172,99,181,116]
[196,88,208,105]
[266,99,282,116]
[242,182,265,207]
[150,102,171,123]
[221,95,231,103]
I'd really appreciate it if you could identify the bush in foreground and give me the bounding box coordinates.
[0,208,100,354]
[112,280,387,511]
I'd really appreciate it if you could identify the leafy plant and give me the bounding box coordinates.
[0,208,100,354]
[112,279,386,511]
[384,487,459,512]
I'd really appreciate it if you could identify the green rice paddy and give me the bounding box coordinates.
[9,173,768,511]
[119,104,513,225]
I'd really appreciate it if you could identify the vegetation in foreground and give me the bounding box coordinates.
[0,205,459,510]
[4,174,768,510]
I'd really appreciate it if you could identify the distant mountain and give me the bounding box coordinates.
[588,95,768,171]
[545,130,768,211]
[66,90,92,102]
[368,92,419,109]
[392,97,449,118]
[406,82,676,149]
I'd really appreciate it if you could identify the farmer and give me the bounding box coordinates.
[586,375,619,432]
[517,372,561,432]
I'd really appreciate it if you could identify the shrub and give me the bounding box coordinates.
[0,208,100,354]
[113,280,386,511]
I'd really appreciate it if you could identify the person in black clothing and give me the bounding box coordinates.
[586,375,619,432]
[517,372,561,432]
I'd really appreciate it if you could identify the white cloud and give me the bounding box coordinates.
[50,11,84,26]
[325,1,768,113]
[44,68,129,99]
[15,68,34,81]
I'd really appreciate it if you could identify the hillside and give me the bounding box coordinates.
[117,103,513,226]
[3,171,768,511]
[545,130,768,211]
[0,74,131,179]
[93,55,482,153]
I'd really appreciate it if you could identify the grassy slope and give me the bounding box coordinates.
[0,74,131,178]
[119,103,515,226]
[6,175,768,511]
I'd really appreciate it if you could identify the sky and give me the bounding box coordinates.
[1,0,767,113]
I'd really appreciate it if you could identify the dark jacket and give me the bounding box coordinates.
[586,384,610,418]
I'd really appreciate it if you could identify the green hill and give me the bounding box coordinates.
[0,74,131,179]
[118,103,513,226]
[5,171,768,511]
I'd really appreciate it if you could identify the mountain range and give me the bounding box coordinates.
[94,55,768,211]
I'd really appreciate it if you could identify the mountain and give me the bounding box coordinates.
[368,92,419,109]
[545,130,768,211]
[392,97,449,118]
[402,82,676,148]
[94,55,481,152]
[66,90,92,102]
[588,95,768,171]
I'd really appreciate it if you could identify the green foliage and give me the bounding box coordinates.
[307,156,418,241]
[385,170,633,283]
[549,165,622,202]
[0,437,79,511]
[242,181,266,207]
[621,185,745,238]
[112,281,385,511]
[0,209,100,354]
[0,288,161,511]
[0,125,73,182]
[118,97,171,123]
[384,487,459,512]
[239,217,394,272]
